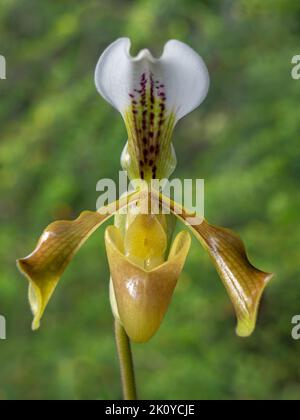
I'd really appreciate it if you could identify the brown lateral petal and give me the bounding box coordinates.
[105,226,191,343]
[158,192,273,337]
[17,192,140,330]
[17,211,109,330]
[193,221,273,336]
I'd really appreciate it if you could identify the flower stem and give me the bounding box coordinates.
[114,320,137,400]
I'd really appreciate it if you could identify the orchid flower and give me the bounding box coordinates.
[17,38,273,400]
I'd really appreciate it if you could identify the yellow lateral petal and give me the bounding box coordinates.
[105,226,191,343]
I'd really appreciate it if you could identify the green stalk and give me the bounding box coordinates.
[114,320,138,400]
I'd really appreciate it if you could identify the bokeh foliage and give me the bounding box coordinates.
[1,0,300,400]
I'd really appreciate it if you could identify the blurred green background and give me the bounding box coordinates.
[1,0,300,400]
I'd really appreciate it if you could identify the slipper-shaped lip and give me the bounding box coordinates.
[105,225,191,343]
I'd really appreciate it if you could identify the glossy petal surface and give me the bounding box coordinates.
[105,225,191,342]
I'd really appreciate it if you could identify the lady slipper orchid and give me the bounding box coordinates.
[17,38,273,400]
